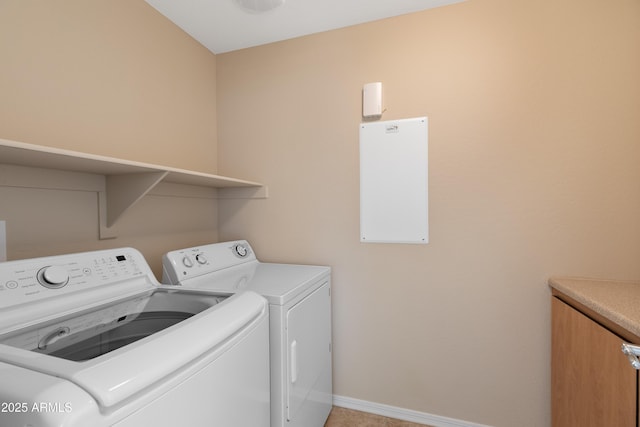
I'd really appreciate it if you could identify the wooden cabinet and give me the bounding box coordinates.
[551,297,637,426]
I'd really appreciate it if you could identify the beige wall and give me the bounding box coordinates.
[217,0,640,426]
[0,1,219,276]
[0,0,217,173]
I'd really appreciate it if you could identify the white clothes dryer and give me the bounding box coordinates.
[162,240,332,427]
[0,247,270,427]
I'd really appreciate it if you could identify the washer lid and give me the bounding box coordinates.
[0,290,267,409]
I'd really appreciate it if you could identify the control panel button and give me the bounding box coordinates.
[38,266,70,289]
[182,256,194,268]
[195,254,207,265]
[234,244,248,258]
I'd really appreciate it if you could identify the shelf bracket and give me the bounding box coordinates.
[99,171,168,239]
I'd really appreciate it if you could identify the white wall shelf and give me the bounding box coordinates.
[0,138,266,239]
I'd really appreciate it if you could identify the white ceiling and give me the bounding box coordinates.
[145,0,465,54]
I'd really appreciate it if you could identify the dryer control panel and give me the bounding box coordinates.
[162,240,256,284]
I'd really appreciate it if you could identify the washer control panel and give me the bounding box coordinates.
[162,240,255,284]
[0,248,148,309]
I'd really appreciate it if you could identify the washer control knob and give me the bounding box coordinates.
[195,253,207,264]
[38,266,70,289]
[234,244,248,258]
[182,256,193,268]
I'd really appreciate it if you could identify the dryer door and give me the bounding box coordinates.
[286,282,332,423]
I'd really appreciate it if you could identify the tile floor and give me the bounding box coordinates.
[324,407,432,427]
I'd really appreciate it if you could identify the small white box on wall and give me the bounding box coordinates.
[360,117,428,244]
[362,82,382,118]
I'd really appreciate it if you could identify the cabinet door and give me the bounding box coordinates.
[552,298,637,427]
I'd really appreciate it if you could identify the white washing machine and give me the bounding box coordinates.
[0,247,270,427]
[162,240,332,427]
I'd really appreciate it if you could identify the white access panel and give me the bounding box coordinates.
[360,117,428,244]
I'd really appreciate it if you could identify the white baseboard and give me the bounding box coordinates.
[332,395,493,427]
